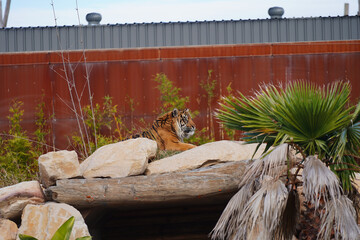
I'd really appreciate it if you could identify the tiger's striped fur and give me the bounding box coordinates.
[126,108,196,151]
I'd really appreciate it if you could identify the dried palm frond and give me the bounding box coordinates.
[239,144,293,187]
[209,181,256,240]
[239,157,264,187]
[261,143,293,178]
[236,177,289,239]
[318,195,360,240]
[276,189,300,240]
[303,156,341,209]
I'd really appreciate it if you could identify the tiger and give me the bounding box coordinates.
[126,108,196,151]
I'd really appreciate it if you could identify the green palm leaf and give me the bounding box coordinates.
[217,81,360,191]
[51,216,75,240]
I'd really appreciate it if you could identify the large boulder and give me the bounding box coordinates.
[0,218,18,240]
[80,138,157,178]
[0,181,45,219]
[17,202,90,240]
[146,140,266,175]
[38,150,81,188]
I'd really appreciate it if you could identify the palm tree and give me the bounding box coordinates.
[212,81,360,239]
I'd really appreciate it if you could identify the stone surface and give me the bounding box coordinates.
[0,218,18,240]
[80,138,157,178]
[146,140,266,175]
[50,161,247,208]
[38,150,81,188]
[17,202,90,240]
[0,181,45,219]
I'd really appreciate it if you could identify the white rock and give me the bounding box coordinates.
[146,140,267,175]
[0,218,18,240]
[17,202,90,240]
[0,181,45,219]
[38,150,81,188]
[80,138,157,178]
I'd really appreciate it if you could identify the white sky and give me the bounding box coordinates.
[5,0,360,28]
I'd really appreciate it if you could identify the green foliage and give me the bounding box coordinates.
[187,127,214,145]
[153,72,216,145]
[34,94,53,154]
[217,81,360,190]
[153,149,182,161]
[199,70,217,141]
[220,83,236,140]
[19,216,92,240]
[153,73,189,114]
[71,95,136,159]
[0,100,41,187]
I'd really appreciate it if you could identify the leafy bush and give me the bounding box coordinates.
[153,73,190,114]
[0,101,40,187]
[153,72,217,145]
[71,96,136,160]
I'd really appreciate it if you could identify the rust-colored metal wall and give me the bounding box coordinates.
[1,41,360,148]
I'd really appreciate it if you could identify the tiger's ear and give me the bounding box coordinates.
[172,108,179,117]
[185,108,189,113]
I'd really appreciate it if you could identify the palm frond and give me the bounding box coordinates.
[236,177,289,239]
[209,181,256,240]
[239,158,264,187]
[277,189,300,240]
[261,144,293,179]
[318,195,360,240]
[303,156,341,209]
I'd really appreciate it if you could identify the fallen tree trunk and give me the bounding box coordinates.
[48,161,247,209]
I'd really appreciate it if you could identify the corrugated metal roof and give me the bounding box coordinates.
[0,16,359,53]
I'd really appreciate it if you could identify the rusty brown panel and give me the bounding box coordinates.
[309,55,327,85]
[271,55,290,83]
[251,56,272,87]
[84,48,160,62]
[345,53,360,102]
[233,44,271,57]
[160,46,208,59]
[48,48,160,64]
[124,61,147,116]
[0,64,52,120]
[51,119,78,150]
[160,59,182,88]
[107,61,130,113]
[87,62,109,104]
[160,45,239,60]
[197,58,218,115]
[50,63,82,119]
[0,52,49,65]
[160,44,272,60]
[231,57,254,95]
[218,58,235,97]
[179,58,201,110]
[141,61,162,116]
[286,55,310,81]
[272,40,360,55]
[327,54,347,83]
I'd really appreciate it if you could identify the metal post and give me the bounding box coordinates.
[344,3,349,16]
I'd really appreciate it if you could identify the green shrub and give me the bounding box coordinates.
[0,101,39,187]
[71,95,137,160]
[153,73,189,114]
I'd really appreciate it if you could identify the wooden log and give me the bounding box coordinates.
[48,161,247,209]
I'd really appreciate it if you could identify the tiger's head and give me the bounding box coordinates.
[170,108,196,141]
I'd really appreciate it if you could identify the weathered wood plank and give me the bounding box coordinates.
[48,161,247,208]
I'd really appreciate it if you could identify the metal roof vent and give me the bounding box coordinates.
[86,12,102,25]
[268,7,284,19]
